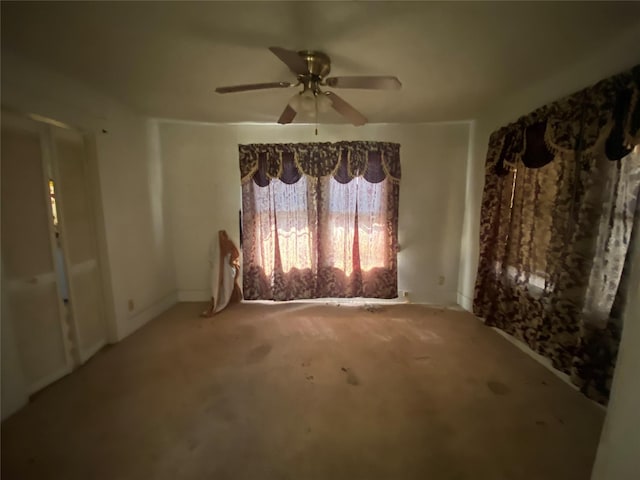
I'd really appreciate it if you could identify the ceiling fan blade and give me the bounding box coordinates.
[268,47,308,75]
[277,104,297,125]
[215,81,292,94]
[326,92,367,126]
[325,76,402,90]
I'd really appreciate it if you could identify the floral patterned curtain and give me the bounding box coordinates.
[240,141,401,301]
[474,65,640,404]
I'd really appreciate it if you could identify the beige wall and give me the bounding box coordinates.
[591,242,640,480]
[456,24,640,311]
[3,24,639,472]
[1,51,177,340]
[1,52,178,418]
[454,24,640,480]
[1,274,29,420]
[159,121,470,305]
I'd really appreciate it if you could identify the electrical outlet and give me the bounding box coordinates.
[438,275,445,286]
[128,299,135,312]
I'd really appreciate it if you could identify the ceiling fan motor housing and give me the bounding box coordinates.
[298,51,331,92]
[214,46,401,126]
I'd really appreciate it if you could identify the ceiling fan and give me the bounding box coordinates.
[215,47,402,126]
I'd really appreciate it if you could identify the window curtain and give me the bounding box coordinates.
[474,65,640,404]
[240,141,401,301]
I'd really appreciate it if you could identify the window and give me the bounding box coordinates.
[240,142,400,300]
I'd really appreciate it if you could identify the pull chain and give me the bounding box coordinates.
[315,95,319,136]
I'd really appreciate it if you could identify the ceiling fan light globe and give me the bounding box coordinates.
[288,94,302,110]
[317,94,332,113]
[299,91,316,112]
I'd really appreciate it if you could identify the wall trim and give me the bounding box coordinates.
[79,339,107,365]
[490,326,606,411]
[27,365,73,395]
[154,118,474,127]
[457,292,473,311]
[119,291,178,340]
[178,290,210,302]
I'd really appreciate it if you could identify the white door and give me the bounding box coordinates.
[51,126,108,361]
[1,113,73,392]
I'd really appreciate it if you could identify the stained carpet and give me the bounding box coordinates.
[1,302,604,479]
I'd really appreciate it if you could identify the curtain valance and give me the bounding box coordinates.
[239,141,401,186]
[489,65,640,175]
[475,64,640,404]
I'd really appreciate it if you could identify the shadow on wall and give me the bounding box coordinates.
[146,119,165,254]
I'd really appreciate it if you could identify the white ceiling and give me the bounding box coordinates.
[2,1,640,124]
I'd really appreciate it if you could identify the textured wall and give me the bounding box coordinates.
[160,121,470,305]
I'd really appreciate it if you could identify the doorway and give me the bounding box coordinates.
[1,110,109,393]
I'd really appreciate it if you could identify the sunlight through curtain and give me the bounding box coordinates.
[240,141,400,300]
[474,65,640,404]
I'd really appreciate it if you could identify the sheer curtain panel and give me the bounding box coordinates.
[240,142,401,301]
[474,65,640,404]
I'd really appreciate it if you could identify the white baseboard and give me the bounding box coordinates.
[1,395,28,422]
[79,339,107,364]
[177,290,210,302]
[457,292,473,311]
[490,327,605,410]
[119,291,178,340]
[408,301,465,311]
[28,365,72,395]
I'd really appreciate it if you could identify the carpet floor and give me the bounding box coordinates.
[1,302,604,479]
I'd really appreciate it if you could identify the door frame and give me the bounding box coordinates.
[2,107,118,375]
